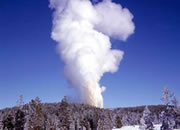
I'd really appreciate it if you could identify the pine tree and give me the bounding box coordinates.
[59,96,71,130]
[28,97,44,130]
[160,87,176,130]
[15,109,25,130]
[27,119,34,130]
[172,96,180,129]
[106,112,113,130]
[97,111,113,130]
[16,95,24,108]
[0,112,3,130]
[2,114,14,130]
[160,106,176,130]
[172,96,179,107]
[80,118,90,130]
[139,106,154,130]
[174,107,180,129]
[161,87,174,106]
[122,113,130,126]
[24,115,33,130]
[46,116,56,130]
[115,116,122,128]
[97,115,105,130]
[35,97,41,104]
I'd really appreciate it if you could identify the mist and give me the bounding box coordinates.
[49,0,135,108]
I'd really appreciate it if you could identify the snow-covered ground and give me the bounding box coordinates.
[112,124,180,130]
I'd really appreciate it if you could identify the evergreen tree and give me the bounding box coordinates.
[0,112,3,130]
[160,87,177,130]
[24,115,33,130]
[15,109,25,130]
[139,106,154,130]
[122,113,130,126]
[59,96,71,130]
[115,116,122,128]
[97,111,113,130]
[172,96,180,129]
[28,97,44,130]
[161,87,174,106]
[46,116,56,130]
[97,115,105,130]
[35,97,41,105]
[174,107,180,129]
[80,118,90,130]
[2,114,14,130]
[16,95,24,108]
[160,106,176,130]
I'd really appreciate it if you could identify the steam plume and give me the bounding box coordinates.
[49,0,135,108]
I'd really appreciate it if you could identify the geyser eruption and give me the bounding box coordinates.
[49,0,135,108]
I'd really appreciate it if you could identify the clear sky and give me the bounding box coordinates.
[0,0,180,109]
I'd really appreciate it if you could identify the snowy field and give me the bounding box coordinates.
[112,125,180,130]
[112,125,160,130]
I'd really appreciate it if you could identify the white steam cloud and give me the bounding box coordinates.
[49,0,135,108]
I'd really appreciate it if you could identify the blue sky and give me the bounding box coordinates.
[0,0,180,109]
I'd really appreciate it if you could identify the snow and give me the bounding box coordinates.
[112,124,180,130]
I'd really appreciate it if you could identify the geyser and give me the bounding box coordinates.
[49,0,135,108]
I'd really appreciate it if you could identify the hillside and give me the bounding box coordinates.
[0,97,172,130]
